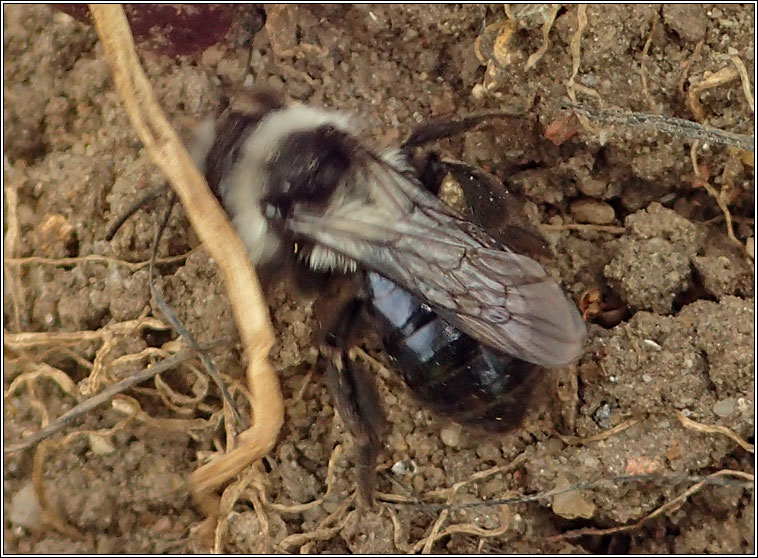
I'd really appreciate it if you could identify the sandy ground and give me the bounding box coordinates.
[3,4,754,553]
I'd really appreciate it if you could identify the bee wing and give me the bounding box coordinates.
[288,156,587,368]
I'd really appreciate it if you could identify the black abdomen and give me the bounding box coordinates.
[366,272,540,433]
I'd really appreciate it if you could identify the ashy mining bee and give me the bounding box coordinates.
[191,88,587,504]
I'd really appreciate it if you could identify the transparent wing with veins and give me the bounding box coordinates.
[287,153,587,368]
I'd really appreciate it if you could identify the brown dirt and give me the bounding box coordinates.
[3,4,754,554]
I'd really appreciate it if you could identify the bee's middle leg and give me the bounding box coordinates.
[319,296,386,507]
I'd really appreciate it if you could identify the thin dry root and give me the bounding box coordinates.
[386,506,411,552]
[32,441,84,540]
[415,453,528,553]
[4,250,197,272]
[253,444,343,514]
[690,142,743,249]
[424,452,529,501]
[639,14,659,113]
[566,4,601,134]
[687,66,739,121]
[3,349,195,454]
[4,316,168,351]
[415,506,511,554]
[524,4,560,70]
[3,175,24,330]
[550,469,754,541]
[540,223,626,235]
[277,494,356,552]
[88,5,283,532]
[214,466,264,553]
[729,55,755,113]
[676,411,754,453]
[556,417,640,446]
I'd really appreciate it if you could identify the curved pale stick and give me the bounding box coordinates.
[88,4,283,525]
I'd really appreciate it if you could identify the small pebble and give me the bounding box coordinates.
[9,483,42,530]
[412,475,425,493]
[582,455,599,468]
[440,424,463,448]
[391,459,418,476]
[713,398,736,418]
[662,4,708,43]
[576,177,607,198]
[475,442,500,462]
[552,475,595,519]
[570,198,616,225]
[89,433,116,455]
[643,339,661,351]
[152,516,173,533]
[593,403,612,428]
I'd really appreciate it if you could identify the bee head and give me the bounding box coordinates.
[264,123,355,216]
[206,101,357,267]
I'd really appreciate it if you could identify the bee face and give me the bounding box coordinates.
[263,124,356,215]
[193,96,356,268]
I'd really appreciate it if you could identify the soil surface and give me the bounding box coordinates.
[3,4,754,554]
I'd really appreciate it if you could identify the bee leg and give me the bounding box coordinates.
[412,152,552,258]
[401,112,518,150]
[325,351,385,506]
[105,184,166,241]
[402,112,523,196]
[441,160,551,257]
[322,300,386,507]
[256,256,333,297]
[402,111,548,255]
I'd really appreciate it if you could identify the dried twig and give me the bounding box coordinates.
[565,102,754,151]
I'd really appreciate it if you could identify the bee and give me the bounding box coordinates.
[192,88,587,504]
